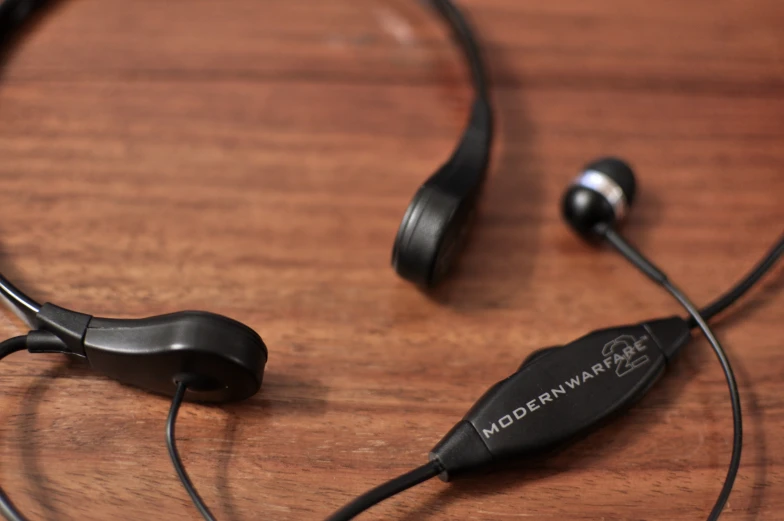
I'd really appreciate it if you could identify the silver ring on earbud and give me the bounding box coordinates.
[572,170,628,221]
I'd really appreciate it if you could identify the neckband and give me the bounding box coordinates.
[0,0,494,322]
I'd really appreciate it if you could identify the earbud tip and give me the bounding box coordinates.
[584,157,636,206]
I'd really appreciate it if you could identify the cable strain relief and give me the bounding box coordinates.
[26,329,71,355]
[429,420,493,482]
[34,303,92,356]
[643,316,692,362]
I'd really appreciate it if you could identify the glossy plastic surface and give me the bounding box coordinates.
[431,317,691,480]
[585,157,637,206]
[392,98,493,287]
[391,1,493,288]
[34,304,267,403]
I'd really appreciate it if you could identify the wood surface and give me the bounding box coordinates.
[0,1,782,520]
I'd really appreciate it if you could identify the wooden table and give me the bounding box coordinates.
[0,1,782,520]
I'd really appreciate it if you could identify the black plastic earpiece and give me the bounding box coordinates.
[392,100,493,287]
[390,0,494,289]
[28,303,267,403]
[561,157,637,238]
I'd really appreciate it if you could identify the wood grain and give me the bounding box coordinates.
[0,1,782,519]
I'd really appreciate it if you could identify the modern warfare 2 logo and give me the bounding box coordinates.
[602,335,650,377]
[479,333,654,439]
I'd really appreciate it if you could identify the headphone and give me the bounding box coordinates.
[0,0,492,405]
[0,1,782,521]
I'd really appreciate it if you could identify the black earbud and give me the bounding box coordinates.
[392,100,493,288]
[561,157,637,238]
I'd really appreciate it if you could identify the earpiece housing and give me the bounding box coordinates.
[562,157,637,239]
[30,303,267,403]
[392,100,492,287]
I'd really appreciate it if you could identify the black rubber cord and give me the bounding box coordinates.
[0,336,31,521]
[663,280,742,521]
[692,232,784,327]
[2,362,223,521]
[166,378,444,521]
[2,354,444,521]
[324,460,444,521]
[166,381,218,521]
[430,0,489,100]
[601,228,742,521]
[1,369,221,521]
[170,381,444,521]
[0,275,40,325]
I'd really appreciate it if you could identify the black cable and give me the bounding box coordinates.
[2,362,221,521]
[0,336,32,521]
[692,232,784,327]
[2,341,444,521]
[0,489,25,521]
[430,0,489,100]
[324,460,444,521]
[601,228,741,521]
[171,379,449,521]
[0,1,46,324]
[0,0,50,47]
[166,381,217,521]
[0,275,40,324]
[663,280,742,521]
[170,379,444,521]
